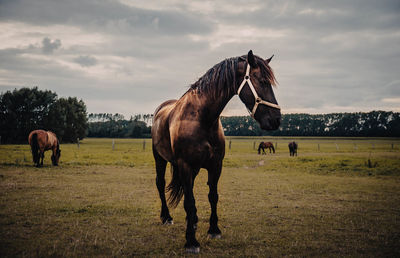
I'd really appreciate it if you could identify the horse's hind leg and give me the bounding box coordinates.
[153,150,173,224]
[207,161,222,239]
[39,151,44,167]
[35,151,40,167]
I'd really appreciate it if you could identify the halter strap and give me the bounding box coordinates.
[237,63,280,117]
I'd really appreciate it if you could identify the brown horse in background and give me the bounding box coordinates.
[258,141,275,154]
[152,50,281,253]
[28,130,61,167]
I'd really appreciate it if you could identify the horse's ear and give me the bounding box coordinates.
[247,50,256,68]
[266,54,274,64]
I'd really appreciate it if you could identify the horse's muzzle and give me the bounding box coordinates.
[260,117,281,131]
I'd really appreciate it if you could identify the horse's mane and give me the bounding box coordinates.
[188,55,277,99]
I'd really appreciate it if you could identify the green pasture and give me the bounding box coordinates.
[1,137,400,256]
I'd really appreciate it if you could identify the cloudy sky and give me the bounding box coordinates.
[1,0,399,117]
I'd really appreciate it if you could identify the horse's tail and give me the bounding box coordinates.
[30,133,39,164]
[271,144,275,153]
[166,164,184,208]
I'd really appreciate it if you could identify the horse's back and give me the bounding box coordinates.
[154,99,177,116]
[28,130,46,145]
[28,130,58,151]
[152,99,177,132]
[152,99,178,162]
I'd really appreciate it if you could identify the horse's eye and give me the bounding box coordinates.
[259,79,269,86]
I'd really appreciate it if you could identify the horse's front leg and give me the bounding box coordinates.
[51,148,56,166]
[207,161,222,239]
[181,162,200,253]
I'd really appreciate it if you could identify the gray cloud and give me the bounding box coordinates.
[0,0,213,36]
[73,55,98,67]
[42,37,61,54]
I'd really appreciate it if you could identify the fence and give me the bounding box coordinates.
[224,138,400,154]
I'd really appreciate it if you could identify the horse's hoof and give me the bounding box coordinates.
[208,233,222,239]
[185,246,200,254]
[163,219,173,225]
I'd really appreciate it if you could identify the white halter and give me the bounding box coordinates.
[237,63,281,117]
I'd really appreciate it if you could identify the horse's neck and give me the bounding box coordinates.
[188,89,234,125]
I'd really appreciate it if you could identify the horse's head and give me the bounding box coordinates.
[237,50,281,130]
[52,148,61,166]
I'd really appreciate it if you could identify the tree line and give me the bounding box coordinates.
[220,111,400,137]
[0,87,87,143]
[2,88,399,144]
[87,113,151,138]
[88,111,400,138]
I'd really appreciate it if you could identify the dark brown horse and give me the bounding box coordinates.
[288,141,298,156]
[258,141,275,154]
[28,130,61,167]
[152,50,281,253]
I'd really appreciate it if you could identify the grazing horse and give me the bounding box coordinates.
[152,50,281,253]
[288,141,298,156]
[28,130,61,167]
[258,141,275,154]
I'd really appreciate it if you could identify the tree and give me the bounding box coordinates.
[0,87,57,143]
[46,97,87,142]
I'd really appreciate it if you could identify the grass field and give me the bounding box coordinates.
[1,137,400,257]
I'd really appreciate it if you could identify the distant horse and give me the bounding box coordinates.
[28,130,61,167]
[258,141,275,154]
[288,141,298,156]
[152,50,281,253]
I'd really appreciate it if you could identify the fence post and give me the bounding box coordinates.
[229,140,231,150]
[275,142,278,150]
[253,141,255,150]
[318,143,320,151]
[112,139,115,151]
[143,140,146,151]
[77,138,80,149]
[392,143,394,150]
[335,143,339,151]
